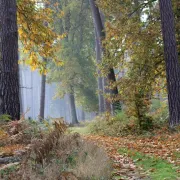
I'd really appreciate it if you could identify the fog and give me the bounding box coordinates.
[19,65,95,122]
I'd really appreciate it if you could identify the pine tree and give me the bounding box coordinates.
[0,0,20,120]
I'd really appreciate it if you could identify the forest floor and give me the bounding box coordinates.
[1,120,180,180]
[71,127,180,180]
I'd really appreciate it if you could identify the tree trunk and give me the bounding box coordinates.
[159,0,180,126]
[95,30,105,113]
[0,0,20,120]
[81,110,85,121]
[39,2,49,121]
[68,92,78,124]
[39,59,46,121]
[103,77,111,112]
[89,0,121,113]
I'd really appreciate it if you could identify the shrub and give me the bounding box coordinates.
[88,106,168,136]
[88,112,140,136]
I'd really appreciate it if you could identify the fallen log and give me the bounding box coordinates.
[0,157,20,164]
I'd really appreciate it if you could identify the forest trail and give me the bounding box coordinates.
[84,135,147,180]
[83,132,180,180]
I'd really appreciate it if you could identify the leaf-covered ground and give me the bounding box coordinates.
[84,131,180,180]
[1,124,180,179]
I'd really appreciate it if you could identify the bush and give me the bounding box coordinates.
[88,112,140,136]
[88,103,169,136]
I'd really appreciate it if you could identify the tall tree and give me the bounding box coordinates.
[39,59,47,121]
[64,1,79,124]
[95,30,105,113]
[159,0,180,126]
[89,0,121,113]
[48,0,98,123]
[68,86,78,124]
[97,0,165,129]
[39,2,49,121]
[0,0,20,120]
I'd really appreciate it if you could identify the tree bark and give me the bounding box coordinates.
[68,92,78,124]
[89,0,121,113]
[39,59,46,121]
[159,0,180,126]
[39,2,49,121]
[95,30,105,113]
[0,0,20,120]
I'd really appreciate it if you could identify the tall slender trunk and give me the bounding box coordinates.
[68,91,78,124]
[89,0,121,113]
[63,2,78,124]
[159,0,180,126]
[0,0,20,120]
[95,30,105,113]
[39,59,46,121]
[81,110,85,121]
[39,2,49,121]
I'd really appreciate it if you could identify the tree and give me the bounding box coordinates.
[17,0,64,120]
[39,58,47,121]
[39,2,49,121]
[89,0,121,113]
[68,86,78,124]
[159,0,180,126]
[97,0,165,129]
[17,0,64,71]
[95,30,105,113]
[0,0,20,120]
[48,0,98,123]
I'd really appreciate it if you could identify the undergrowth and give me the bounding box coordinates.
[0,119,112,180]
[81,100,175,137]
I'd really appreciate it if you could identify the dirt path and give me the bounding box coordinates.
[84,135,148,180]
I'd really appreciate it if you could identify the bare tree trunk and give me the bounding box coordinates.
[39,2,49,121]
[89,0,121,113]
[39,60,46,121]
[159,0,180,126]
[81,110,85,121]
[95,30,105,113]
[68,91,78,124]
[0,0,20,120]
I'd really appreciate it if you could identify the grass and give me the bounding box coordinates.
[69,126,91,135]
[118,148,179,180]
